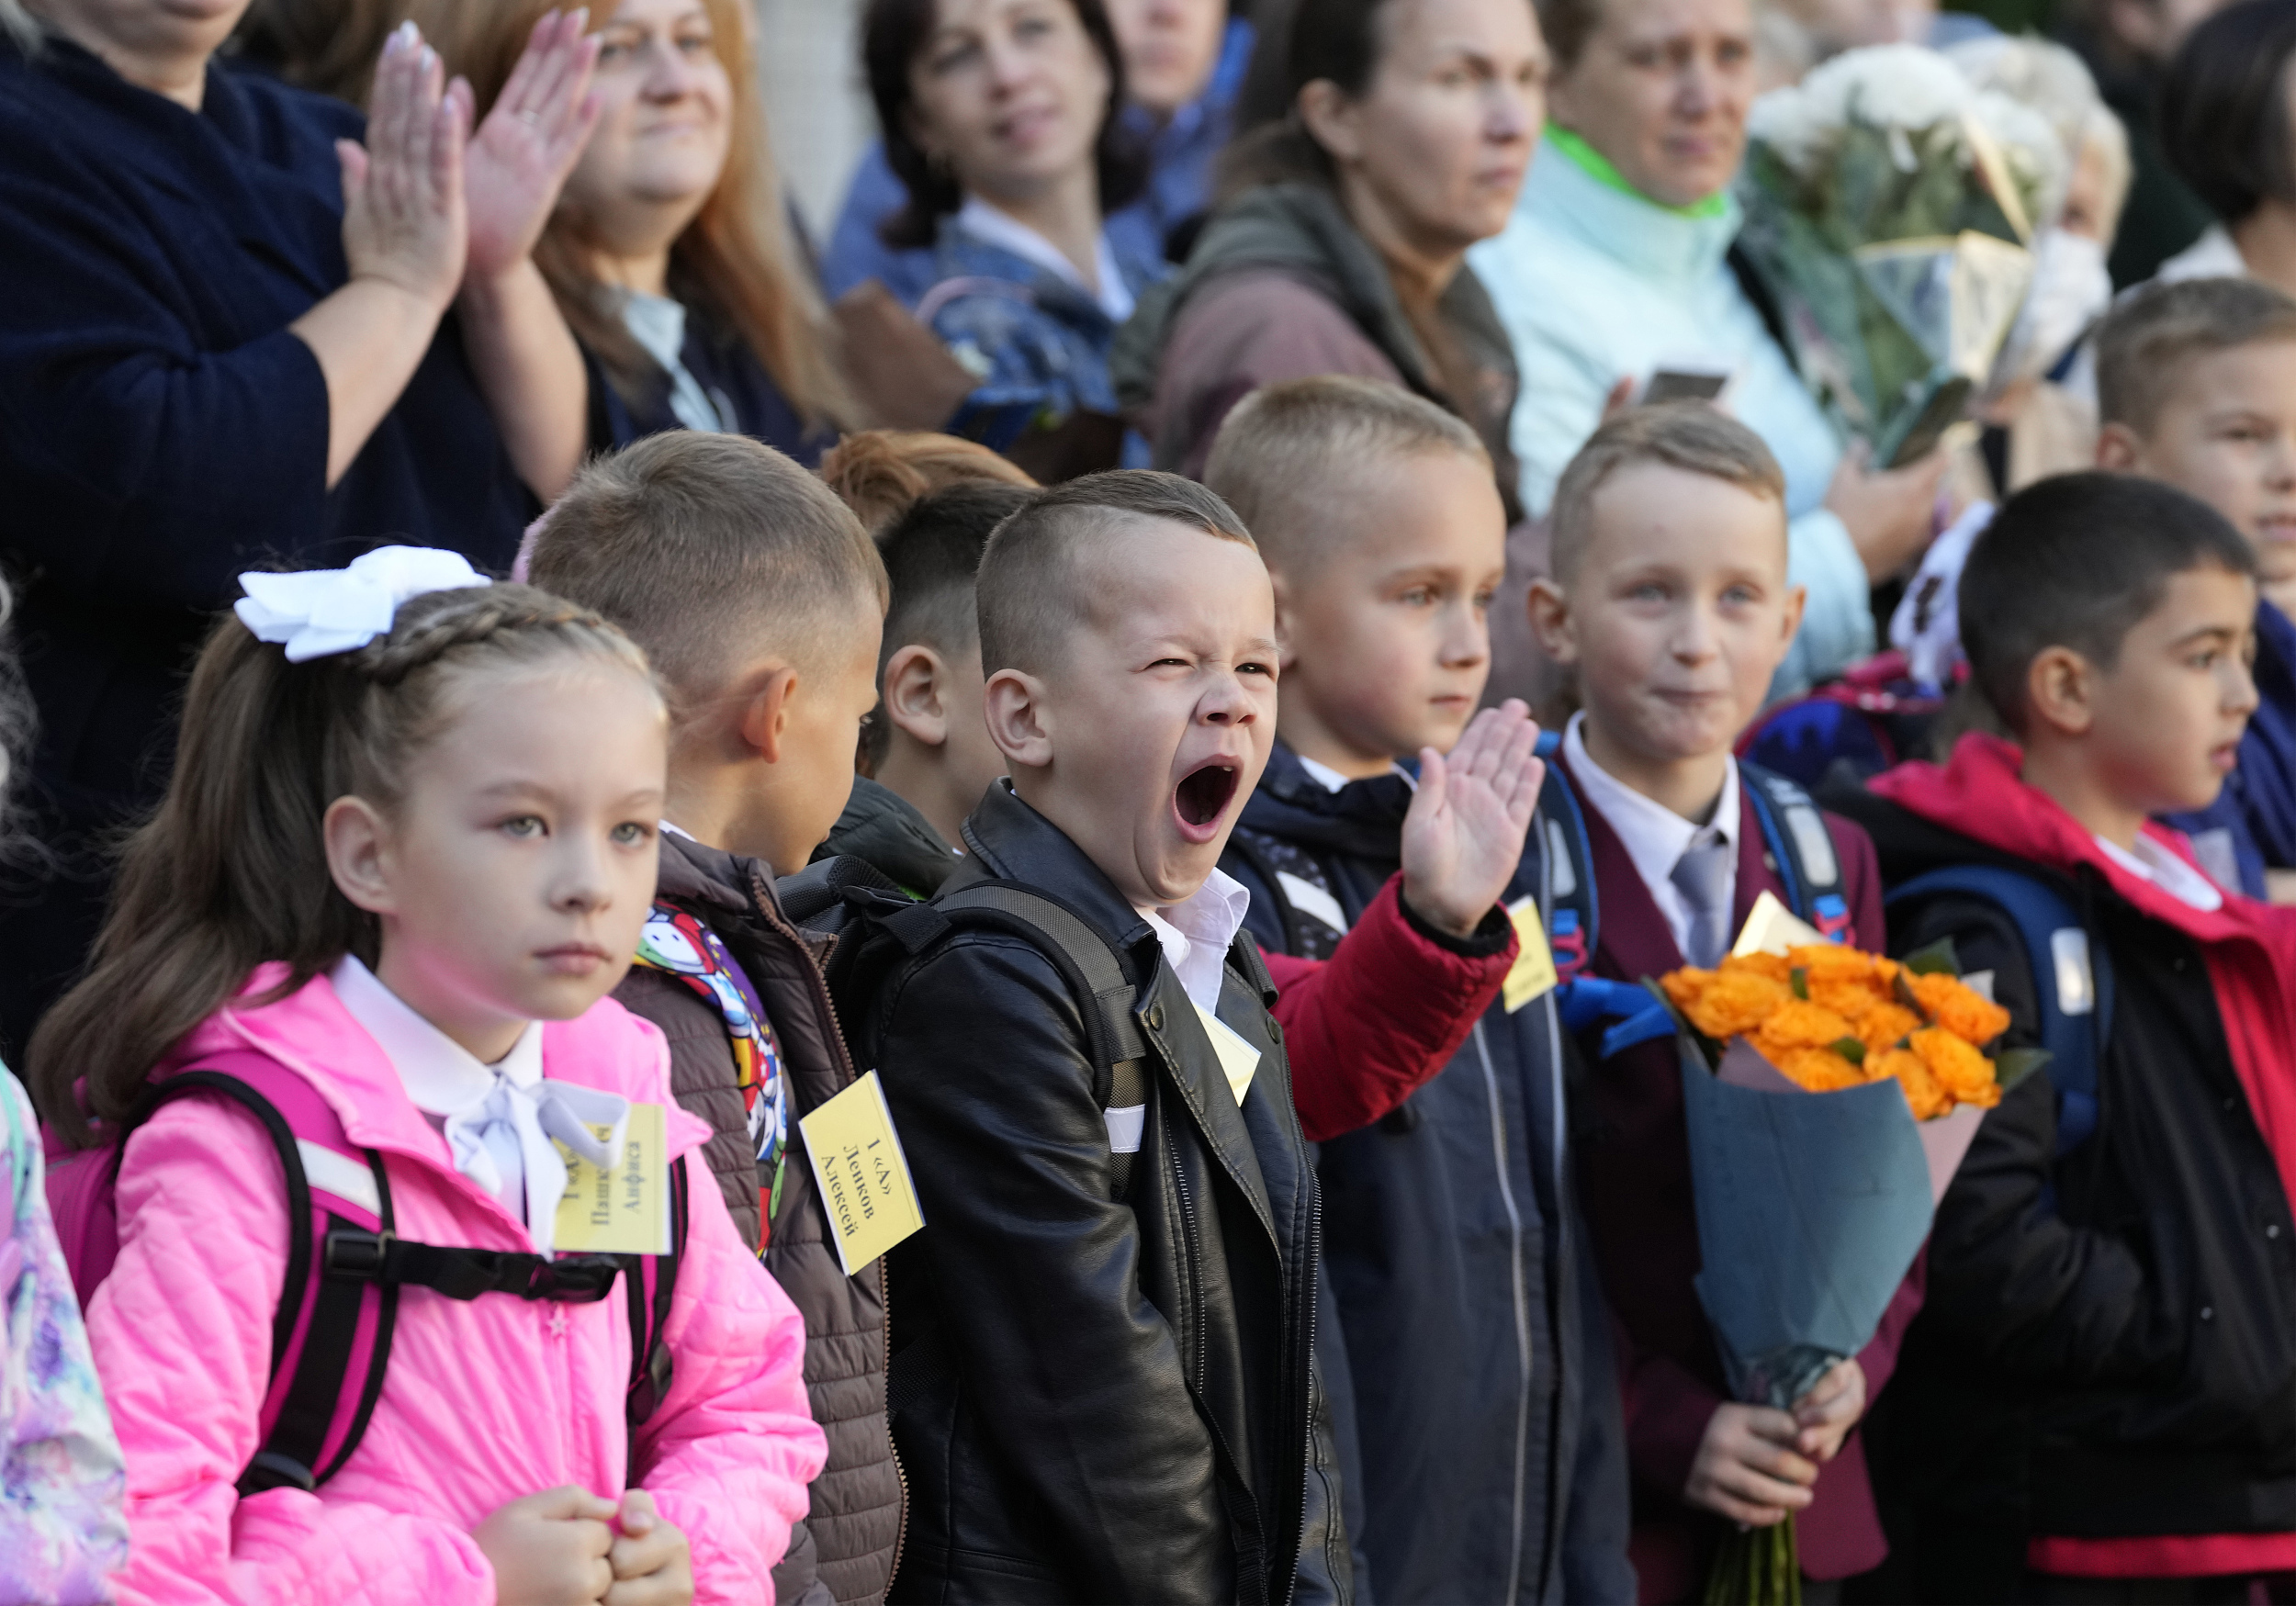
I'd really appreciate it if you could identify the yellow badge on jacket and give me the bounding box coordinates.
[800,1072,926,1276]
[1503,896,1559,1013]
[1193,998,1262,1106]
[555,1101,671,1255]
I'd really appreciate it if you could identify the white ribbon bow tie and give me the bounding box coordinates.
[235,545,491,663]
[442,1078,630,1259]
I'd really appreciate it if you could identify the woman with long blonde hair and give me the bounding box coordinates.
[417,0,852,461]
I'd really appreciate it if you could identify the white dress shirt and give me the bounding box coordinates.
[2097,833,2225,912]
[1138,867,1255,1013]
[1564,713,1742,959]
[332,957,627,1255]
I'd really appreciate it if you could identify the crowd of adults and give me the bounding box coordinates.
[0,0,2277,1058]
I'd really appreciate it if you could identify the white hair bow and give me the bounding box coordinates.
[235,545,492,663]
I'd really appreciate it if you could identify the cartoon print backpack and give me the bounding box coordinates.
[632,904,790,1244]
[46,1058,689,1495]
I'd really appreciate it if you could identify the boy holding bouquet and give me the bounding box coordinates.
[1525,406,1922,1601]
[1839,474,2296,1605]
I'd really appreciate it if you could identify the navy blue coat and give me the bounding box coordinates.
[0,38,531,1050]
[1222,744,1637,1606]
[585,293,833,468]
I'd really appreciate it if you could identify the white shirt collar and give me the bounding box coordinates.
[332,954,544,1114]
[331,957,625,1256]
[2096,833,2225,912]
[953,196,1136,323]
[1137,867,1254,1013]
[1294,753,1416,794]
[1565,713,1741,958]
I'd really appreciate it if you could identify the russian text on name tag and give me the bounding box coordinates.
[555,1101,670,1255]
[801,1071,926,1276]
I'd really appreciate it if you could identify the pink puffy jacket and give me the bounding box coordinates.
[84,965,827,1603]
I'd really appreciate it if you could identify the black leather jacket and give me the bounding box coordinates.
[863,782,1350,1605]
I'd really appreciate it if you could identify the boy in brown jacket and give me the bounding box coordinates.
[531,432,896,1606]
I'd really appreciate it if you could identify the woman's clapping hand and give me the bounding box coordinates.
[336,22,468,319]
[463,10,604,285]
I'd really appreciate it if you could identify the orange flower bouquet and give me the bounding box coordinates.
[1649,897,2043,1606]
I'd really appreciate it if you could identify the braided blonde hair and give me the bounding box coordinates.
[31,582,660,1143]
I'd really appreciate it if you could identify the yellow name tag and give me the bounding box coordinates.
[554,1101,670,1255]
[1730,889,1829,958]
[1193,998,1262,1107]
[799,1072,926,1277]
[1503,897,1559,1012]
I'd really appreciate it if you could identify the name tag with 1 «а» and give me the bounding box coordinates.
[555,1101,671,1254]
[800,1072,926,1275]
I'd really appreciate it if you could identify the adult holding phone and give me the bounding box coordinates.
[0,2,596,1054]
[1468,0,1946,694]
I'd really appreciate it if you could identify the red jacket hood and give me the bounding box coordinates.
[1871,734,2267,947]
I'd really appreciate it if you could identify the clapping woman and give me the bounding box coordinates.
[417,0,852,461]
[0,3,597,1051]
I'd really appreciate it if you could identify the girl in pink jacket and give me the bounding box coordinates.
[29,552,827,1604]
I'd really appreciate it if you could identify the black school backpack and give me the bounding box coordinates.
[778,853,1243,1198]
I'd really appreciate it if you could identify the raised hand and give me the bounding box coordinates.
[1398,700,1546,938]
[338,21,469,318]
[462,9,603,284]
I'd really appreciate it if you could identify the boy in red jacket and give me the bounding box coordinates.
[1526,406,1922,1603]
[1834,472,2296,1604]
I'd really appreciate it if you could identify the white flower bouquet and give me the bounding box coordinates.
[1736,45,2065,465]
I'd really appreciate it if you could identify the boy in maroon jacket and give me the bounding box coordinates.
[1526,406,1923,1603]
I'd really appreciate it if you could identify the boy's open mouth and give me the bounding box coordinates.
[1175,760,1240,836]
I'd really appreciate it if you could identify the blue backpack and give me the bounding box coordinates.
[1532,732,1854,1059]
[1884,866,2114,1156]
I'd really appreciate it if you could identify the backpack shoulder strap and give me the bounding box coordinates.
[928,880,1152,1197]
[141,1065,398,1496]
[1533,728,1600,983]
[624,1154,690,1472]
[1885,864,2113,1154]
[1739,761,1853,939]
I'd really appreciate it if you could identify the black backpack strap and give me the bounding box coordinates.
[625,1155,690,1432]
[136,1072,399,1497]
[1739,761,1853,939]
[929,881,1152,1198]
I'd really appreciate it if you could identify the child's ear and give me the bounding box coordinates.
[1268,568,1301,670]
[2026,645,2098,736]
[982,667,1054,771]
[883,645,951,749]
[1777,582,1808,657]
[323,795,397,916]
[739,667,800,766]
[2096,422,2143,472]
[1525,578,1579,666]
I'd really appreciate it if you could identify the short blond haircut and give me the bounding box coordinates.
[2095,277,2296,437]
[528,432,887,706]
[1548,405,1787,583]
[975,472,1256,677]
[1204,377,1491,577]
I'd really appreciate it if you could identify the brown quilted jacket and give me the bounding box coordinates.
[614,831,903,1606]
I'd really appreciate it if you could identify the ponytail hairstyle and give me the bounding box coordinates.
[1220,0,1400,199]
[29,584,659,1146]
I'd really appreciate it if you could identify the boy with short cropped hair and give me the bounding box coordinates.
[824,481,1034,893]
[860,470,1546,1604]
[527,432,900,1606]
[1524,405,1922,1602]
[1833,473,2296,1604]
[1207,376,1636,1605]
[2095,276,2296,900]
